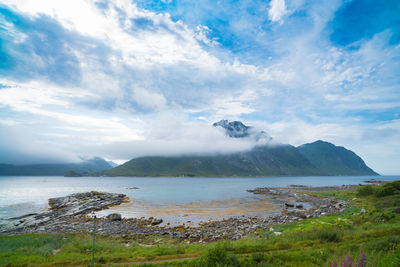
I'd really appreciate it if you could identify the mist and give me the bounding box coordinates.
[0,119,271,165]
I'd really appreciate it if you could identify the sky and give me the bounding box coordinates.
[0,0,399,174]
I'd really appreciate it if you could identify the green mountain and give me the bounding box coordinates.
[297,140,378,176]
[103,144,320,177]
[102,140,378,177]
[0,157,113,176]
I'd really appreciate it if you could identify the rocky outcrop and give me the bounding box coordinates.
[2,191,126,233]
[212,119,272,142]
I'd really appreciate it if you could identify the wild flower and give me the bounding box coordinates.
[331,252,370,267]
[356,252,367,267]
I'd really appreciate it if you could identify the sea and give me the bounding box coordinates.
[0,175,398,226]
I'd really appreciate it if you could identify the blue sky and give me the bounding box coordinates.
[0,0,399,174]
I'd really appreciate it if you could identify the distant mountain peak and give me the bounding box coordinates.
[212,120,250,138]
[212,119,272,142]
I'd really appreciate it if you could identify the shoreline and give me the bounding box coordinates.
[1,185,351,242]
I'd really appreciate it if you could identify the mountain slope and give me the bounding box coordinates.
[103,144,322,177]
[102,119,378,177]
[0,157,113,176]
[297,140,378,176]
[103,140,379,177]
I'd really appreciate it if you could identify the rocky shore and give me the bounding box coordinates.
[1,191,126,234]
[1,186,350,242]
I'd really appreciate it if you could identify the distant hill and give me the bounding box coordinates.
[2,120,378,177]
[297,140,378,176]
[102,141,378,177]
[102,144,321,177]
[0,157,113,176]
[101,120,378,177]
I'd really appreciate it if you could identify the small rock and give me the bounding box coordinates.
[151,218,163,225]
[107,213,122,221]
[274,231,282,236]
[298,212,307,219]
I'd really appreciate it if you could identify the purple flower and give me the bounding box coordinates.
[356,252,367,267]
[341,256,352,267]
[331,260,338,267]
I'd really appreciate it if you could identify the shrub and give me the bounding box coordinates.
[196,245,240,267]
[251,252,264,263]
[374,184,399,197]
[389,180,400,190]
[357,185,375,196]
[372,211,396,223]
[316,228,342,243]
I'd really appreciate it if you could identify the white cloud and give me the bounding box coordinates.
[268,0,287,24]
[195,25,219,46]
[132,87,167,111]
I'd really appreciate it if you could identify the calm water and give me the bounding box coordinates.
[0,175,398,222]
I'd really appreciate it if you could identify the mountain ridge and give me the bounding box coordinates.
[102,140,378,177]
[101,120,378,177]
[0,121,379,177]
[0,157,113,176]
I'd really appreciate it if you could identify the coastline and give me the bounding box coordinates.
[1,185,351,242]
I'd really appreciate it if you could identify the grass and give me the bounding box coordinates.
[1,180,399,266]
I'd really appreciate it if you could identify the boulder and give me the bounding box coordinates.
[151,218,163,225]
[107,213,122,221]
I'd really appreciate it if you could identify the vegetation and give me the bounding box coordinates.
[1,181,399,266]
[101,141,377,177]
[298,140,378,176]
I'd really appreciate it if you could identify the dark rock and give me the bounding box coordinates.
[285,203,295,208]
[151,219,163,225]
[9,213,38,220]
[107,213,122,221]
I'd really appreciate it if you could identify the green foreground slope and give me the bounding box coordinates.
[1,180,399,266]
